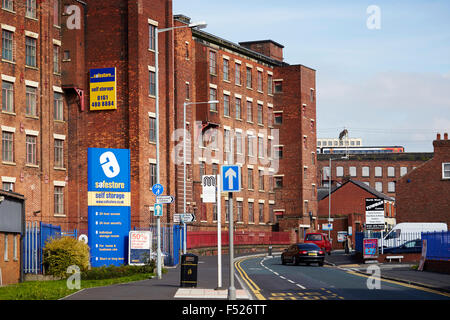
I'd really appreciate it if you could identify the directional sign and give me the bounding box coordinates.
[154,203,163,217]
[156,195,175,204]
[152,183,164,196]
[174,213,196,223]
[221,165,241,192]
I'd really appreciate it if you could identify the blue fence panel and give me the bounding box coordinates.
[422,231,450,261]
[355,232,364,253]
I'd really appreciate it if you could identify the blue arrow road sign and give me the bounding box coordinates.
[154,203,163,217]
[221,165,241,192]
[152,183,164,196]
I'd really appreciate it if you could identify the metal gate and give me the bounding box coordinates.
[23,222,61,274]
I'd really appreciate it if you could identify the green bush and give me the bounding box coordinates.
[81,261,155,280]
[43,237,90,278]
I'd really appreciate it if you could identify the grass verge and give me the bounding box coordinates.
[0,273,154,300]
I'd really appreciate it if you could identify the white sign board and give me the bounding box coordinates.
[202,175,216,203]
[129,230,152,265]
[365,198,385,229]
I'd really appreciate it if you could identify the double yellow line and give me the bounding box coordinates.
[235,257,266,300]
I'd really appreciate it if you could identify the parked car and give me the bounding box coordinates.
[304,232,332,255]
[382,239,423,254]
[281,243,325,266]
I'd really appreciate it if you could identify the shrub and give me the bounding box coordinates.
[81,261,155,280]
[43,237,90,278]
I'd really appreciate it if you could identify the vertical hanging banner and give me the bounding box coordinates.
[89,67,117,111]
[88,148,131,267]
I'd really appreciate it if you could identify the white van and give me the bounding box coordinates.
[381,222,448,248]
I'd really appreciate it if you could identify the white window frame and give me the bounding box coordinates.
[443,163,450,180]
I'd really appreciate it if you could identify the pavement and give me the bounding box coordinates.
[324,250,450,294]
[63,250,450,300]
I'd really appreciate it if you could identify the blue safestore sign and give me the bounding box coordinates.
[88,148,131,267]
[221,165,241,192]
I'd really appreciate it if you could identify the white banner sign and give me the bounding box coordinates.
[202,175,216,203]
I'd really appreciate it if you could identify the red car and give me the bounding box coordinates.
[304,233,332,255]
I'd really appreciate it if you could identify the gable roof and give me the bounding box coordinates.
[318,179,394,202]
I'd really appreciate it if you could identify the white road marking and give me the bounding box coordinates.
[260,256,307,290]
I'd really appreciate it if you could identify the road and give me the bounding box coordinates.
[236,255,450,300]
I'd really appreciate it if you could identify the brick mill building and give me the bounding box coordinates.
[0,1,318,237]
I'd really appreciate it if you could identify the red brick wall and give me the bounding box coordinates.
[396,135,450,225]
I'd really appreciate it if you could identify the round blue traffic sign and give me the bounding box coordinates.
[152,183,164,196]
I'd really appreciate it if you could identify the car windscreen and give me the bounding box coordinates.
[305,234,322,241]
[297,243,320,250]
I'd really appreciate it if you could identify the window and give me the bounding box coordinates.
[247,134,255,157]
[443,163,450,179]
[25,36,37,67]
[259,169,264,190]
[267,74,273,94]
[209,51,216,75]
[2,131,14,162]
[53,45,60,73]
[400,167,408,177]
[310,88,314,102]
[26,0,36,19]
[257,71,263,91]
[149,24,156,50]
[350,166,357,177]
[26,86,37,116]
[247,168,254,190]
[302,104,307,117]
[235,63,241,85]
[257,104,263,125]
[149,116,156,143]
[388,181,396,193]
[212,163,218,176]
[274,112,282,125]
[223,58,229,81]
[322,166,330,179]
[2,29,14,61]
[2,182,13,192]
[2,0,14,11]
[2,81,14,112]
[199,161,205,177]
[336,166,344,177]
[274,176,283,188]
[26,135,37,165]
[303,136,307,149]
[185,43,189,60]
[53,0,60,26]
[236,201,243,222]
[375,182,383,192]
[3,234,8,261]
[362,166,370,177]
[54,139,64,168]
[246,67,252,88]
[54,186,64,215]
[149,71,156,96]
[223,94,230,117]
[235,97,241,119]
[248,202,254,223]
[13,234,17,261]
[375,167,382,177]
[274,81,282,93]
[209,88,217,112]
[387,166,395,177]
[246,101,253,122]
[259,203,264,222]
[185,82,190,100]
[150,163,157,187]
[274,146,283,159]
[54,92,64,120]
[224,129,231,154]
[236,132,242,154]
[258,136,264,158]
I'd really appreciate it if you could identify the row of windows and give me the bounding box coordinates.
[2,29,61,73]
[322,165,413,179]
[1,130,65,167]
[2,0,39,19]
[1,80,64,120]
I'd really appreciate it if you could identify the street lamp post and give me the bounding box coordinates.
[154,21,207,279]
[328,155,349,239]
[182,100,219,254]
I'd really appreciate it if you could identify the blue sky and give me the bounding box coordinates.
[173,0,450,152]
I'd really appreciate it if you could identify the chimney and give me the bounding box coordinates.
[445,133,448,140]
[437,133,441,140]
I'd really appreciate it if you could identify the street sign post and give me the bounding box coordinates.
[156,195,175,204]
[152,183,164,280]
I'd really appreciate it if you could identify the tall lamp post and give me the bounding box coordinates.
[182,100,219,255]
[328,155,349,239]
[154,21,207,279]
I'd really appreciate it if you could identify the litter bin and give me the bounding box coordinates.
[180,253,198,287]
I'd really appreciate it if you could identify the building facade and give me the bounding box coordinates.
[396,133,450,225]
[317,152,433,198]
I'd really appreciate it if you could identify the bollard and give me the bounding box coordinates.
[268,246,273,257]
